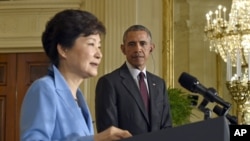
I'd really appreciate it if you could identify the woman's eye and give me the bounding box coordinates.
[88,43,95,46]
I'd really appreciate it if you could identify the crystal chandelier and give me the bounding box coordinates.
[204,0,250,125]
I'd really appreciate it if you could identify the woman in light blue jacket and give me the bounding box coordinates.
[20,9,132,141]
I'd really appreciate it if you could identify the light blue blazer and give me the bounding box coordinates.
[20,65,94,141]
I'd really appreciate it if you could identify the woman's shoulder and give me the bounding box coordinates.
[28,75,55,91]
[33,75,54,85]
[23,75,57,103]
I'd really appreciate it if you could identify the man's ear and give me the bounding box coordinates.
[121,44,126,54]
[150,43,155,53]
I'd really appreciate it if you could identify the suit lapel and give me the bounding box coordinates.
[147,73,160,129]
[120,64,150,124]
[77,91,94,134]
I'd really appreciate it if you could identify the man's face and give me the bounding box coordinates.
[121,31,153,70]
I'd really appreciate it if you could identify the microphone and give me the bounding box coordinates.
[213,105,238,125]
[178,72,231,109]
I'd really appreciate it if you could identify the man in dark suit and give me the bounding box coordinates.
[95,25,172,135]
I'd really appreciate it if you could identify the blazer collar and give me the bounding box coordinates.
[47,65,69,91]
[47,65,94,135]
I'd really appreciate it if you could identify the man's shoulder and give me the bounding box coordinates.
[146,71,167,84]
[99,64,127,78]
[146,71,162,79]
[99,68,121,79]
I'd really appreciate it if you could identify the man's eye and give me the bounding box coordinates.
[128,43,135,46]
[140,42,147,46]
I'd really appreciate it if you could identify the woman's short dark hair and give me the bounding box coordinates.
[42,9,106,67]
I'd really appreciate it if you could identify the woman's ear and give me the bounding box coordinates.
[57,44,67,58]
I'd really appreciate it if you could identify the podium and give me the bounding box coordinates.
[121,116,230,141]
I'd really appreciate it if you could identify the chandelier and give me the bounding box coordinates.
[204,0,250,125]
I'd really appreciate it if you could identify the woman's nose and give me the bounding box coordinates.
[95,48,102,59]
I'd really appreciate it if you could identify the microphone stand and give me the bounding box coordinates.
[213,105,238,125]
[198,98,212,120]
[198,98,238,124]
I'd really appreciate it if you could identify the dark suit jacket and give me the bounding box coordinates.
[95,63,172,135]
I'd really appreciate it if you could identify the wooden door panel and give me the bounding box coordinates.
[16,53,50,140]
[0,97,5,141]
[0,54,16,141]
[16,53,50,106]
[0,53,49,141]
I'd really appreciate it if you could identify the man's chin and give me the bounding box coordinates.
[131,63,145,69]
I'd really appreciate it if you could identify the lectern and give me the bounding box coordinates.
[121,116,230,141]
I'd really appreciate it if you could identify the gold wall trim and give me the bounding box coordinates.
[162,0,174,87]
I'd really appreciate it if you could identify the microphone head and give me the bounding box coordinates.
[178,72,198,92]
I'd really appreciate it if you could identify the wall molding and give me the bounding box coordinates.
[0,36,43,53]
[0,0,83,53]
[0,0,82,10]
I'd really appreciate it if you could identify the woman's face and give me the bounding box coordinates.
[62,34,102,79]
